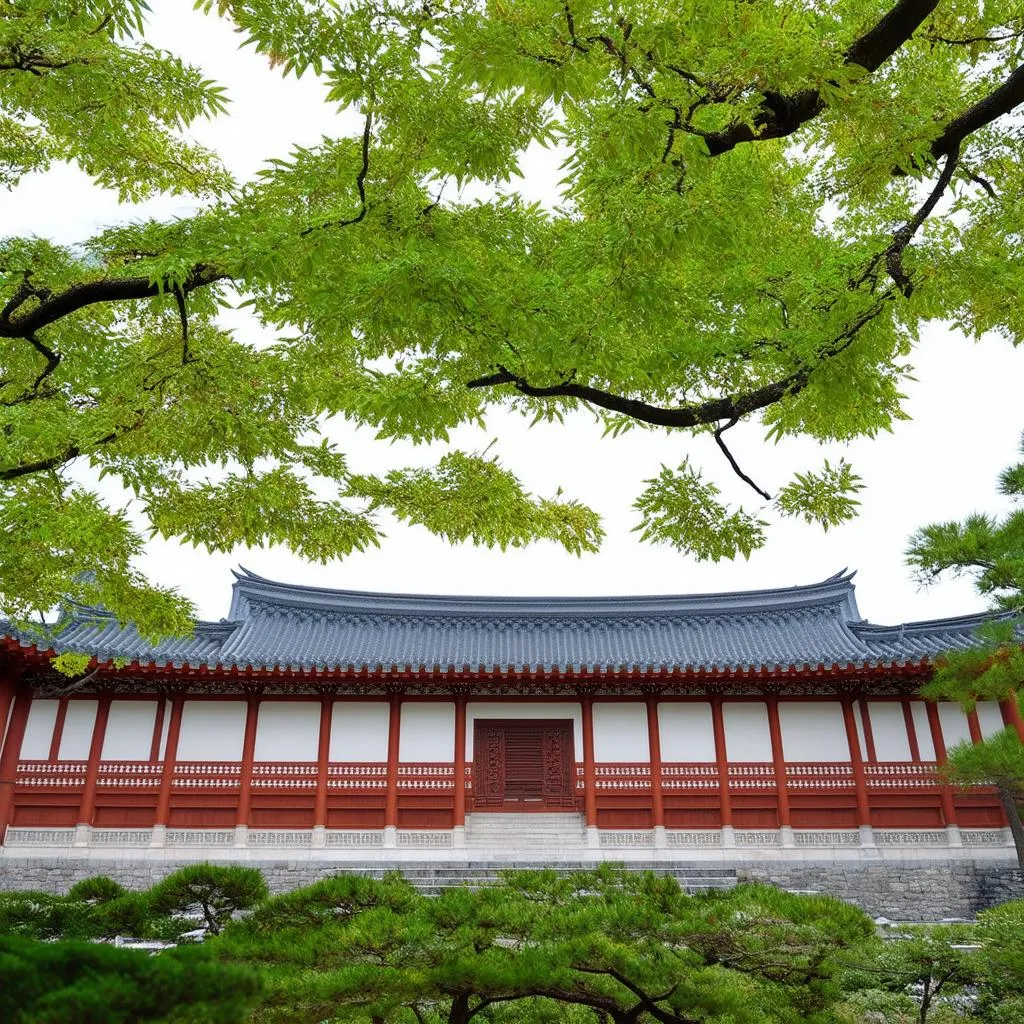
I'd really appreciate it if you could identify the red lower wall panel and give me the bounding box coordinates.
[250,794,316,829]
[730,795,779,829]
[953,794,1006,827]
[93,795,158,828]
[167,796,237,829]
[870,795,945,828]
[663,796,722,829]
[397,796,454,829]
[326,795,385,829]
[12,793,79,827]
[789,795,858,829]
[595,796,653,829]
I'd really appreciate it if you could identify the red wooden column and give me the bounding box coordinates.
[967,707,983,744]
[313,696,333,835]
[384,697,402,842]
[149,698,167,763]
[580,696,598,832]
[1000,694,1024,742]
[153,695,184,841]
[857,698,877,763]
[902,699,922,762]
[645,696,665,833]
[925,701,959,835]
[453,697,467,833]
[47,698,68,762]
[235,694,261,839]
[0,674,16,743]
[766,698,792,838]
[711,696,733,836]
[842,697,873,842]
[77,694,112,841]
[0,683,32,845]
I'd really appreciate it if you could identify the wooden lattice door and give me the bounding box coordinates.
[473,720,575,809]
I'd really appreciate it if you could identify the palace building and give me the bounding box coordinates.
[0,569,1020,862]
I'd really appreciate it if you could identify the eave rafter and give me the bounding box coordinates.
[2,637,934,699]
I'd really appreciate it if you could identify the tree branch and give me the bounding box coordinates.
[928,63,1024,162]
[0,265,225,339]
[467,364,810,429]
[0,415,145,481]
[569,966,698,1024]
[885,145,960,295]
[714,418,772,500]
[703,0,940,155]
[301,106,373,236]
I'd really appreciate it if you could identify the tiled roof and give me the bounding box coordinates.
[2,568,1000,674]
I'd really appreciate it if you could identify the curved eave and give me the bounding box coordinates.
[2,637,935,684]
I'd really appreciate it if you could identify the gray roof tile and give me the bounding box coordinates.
[3,569,1001,674]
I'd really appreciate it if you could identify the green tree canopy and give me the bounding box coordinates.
[4,0,1024,634]
[212,866,875,1024]
[907,433,1024,863]
[0,934,260,1024]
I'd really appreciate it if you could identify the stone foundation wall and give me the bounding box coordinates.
[1,857,1021,921]
[736,861,1024,920]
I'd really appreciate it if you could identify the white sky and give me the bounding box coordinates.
[4,4,1021,625]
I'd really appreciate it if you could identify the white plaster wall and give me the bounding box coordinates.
[466,703,582,759]
[910,701,936,761]
[867,702,912,761]
[59,700,97,760]
[977,701,1005,739]
[399,702,455,761]
[657,702,715,762]
[722,702,772,761]
[101,701,157,760]
[19,700,58,759]
[778,702,849,761]
[254,702,320,761]
[330,702,390,761]
[176,701,246,761]
[593,702,648,762]
[938,702,973,751]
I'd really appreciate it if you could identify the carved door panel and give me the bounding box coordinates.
[540,725,574,805]
[474,725,507,807]
[473,721,574,809]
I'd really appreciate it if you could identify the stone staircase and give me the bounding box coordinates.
[465,812,587,854]
[313,861,738,896]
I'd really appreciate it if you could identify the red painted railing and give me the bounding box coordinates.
[4,758,972,798]
[865,761,940,789]
[251,762,319,790]
[14,760,88,787]
[396,763,457,791]
[171,762,242,789]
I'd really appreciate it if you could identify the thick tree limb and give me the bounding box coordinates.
[703,0,940,155]
[466,294,889,434]
[928,63,1024,161]
[0,265,225,339]
[466,365,811,429]
[885,145,960,295]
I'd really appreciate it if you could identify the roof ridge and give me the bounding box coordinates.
[227,567,861,619]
